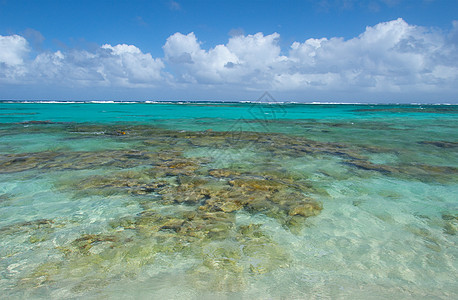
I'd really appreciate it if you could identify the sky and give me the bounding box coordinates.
[1,0,458,103]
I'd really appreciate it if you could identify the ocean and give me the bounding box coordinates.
[0,101,457,299]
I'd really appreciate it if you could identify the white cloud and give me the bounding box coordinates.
[163,31,287,87]
[0,35,30,80]
[32,50,65,79]
[282,18,458,92]
[162,19,458,96]
[1,18,458,101]
[0,35,29,66]
[99,44,164,84]
[0,37,165,87]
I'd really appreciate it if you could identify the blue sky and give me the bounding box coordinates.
[1,0,458,102]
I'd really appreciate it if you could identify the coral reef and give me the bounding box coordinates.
[1,121,456,295]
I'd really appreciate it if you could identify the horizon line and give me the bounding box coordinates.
[0,100,456,105]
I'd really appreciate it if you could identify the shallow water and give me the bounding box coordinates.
[0,102,457,299]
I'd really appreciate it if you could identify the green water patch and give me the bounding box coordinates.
[0,133,68,154]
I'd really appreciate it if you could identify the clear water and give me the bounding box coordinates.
[0,102,457,299]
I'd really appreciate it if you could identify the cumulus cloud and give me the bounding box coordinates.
[0,36,164,87]
[0,35,29,66]
[162,19,458,95]
[1,18,457,101]
[99,44,164,84]
[283,18,458,92]
[163,31,286,87]
[0,35,30,80]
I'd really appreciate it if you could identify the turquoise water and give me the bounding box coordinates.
[0,102,457,299]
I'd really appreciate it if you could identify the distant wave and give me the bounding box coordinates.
[0,100,456,105]
[0,100,79,104]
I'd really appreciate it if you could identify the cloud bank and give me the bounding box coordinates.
[1,18,457,101]
[0,36,164,87]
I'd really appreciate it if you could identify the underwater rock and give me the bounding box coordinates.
[236,224,264,237]
[208,168,240,178]
[0,193,18,211]
[441,213,458,221]
[418,141,458,148]
[0,152,61,173]
[109,216,137,230]
[158,184,210,205]
[198,187,245,213]
[160,218,185,232]
[200,197,244,213]
[344,158,458,182]
[188,173,323,225]
[0,219,54,236]
[0,193,12,205]
[242,195,272,213]
[405,163,458,176]
[67,234,121,255]
[25,232,155,293]
[118,209,237,241]
[176,174,209,186]
[4,125,328,232]
[269,190,305,206]
[443,222,456,235]
[0,219,56,246]
[154,156,202,176]
[186,133,232,148]
[0,150,160,173]
[186,211,236,240]
[442,213,457,235]
[344,160,397,174]
[228,178,283,192]
[19,261,63,288]
[288,201,323,217]
[7,123,450,183]
[62,170,160,197]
